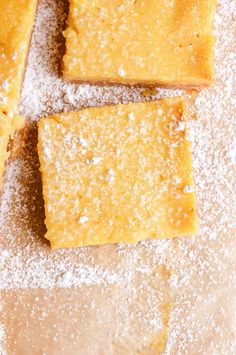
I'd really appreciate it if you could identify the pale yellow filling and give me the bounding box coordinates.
[63,0,216,86]
[0,0,37,188]
[38,98,198,249]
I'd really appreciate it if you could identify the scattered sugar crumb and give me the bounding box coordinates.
[0,0,235,353]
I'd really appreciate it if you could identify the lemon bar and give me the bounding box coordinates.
[63,0,216,87]
[38,98,198,248]
[0,0,37,188]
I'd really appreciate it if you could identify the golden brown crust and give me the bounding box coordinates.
[63,73,213,90]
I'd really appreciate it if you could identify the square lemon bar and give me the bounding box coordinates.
[38,98,198,248]
[0,0,37,188]
[63,0,216,87]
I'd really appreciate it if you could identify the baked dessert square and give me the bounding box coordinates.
[63,0,216,87]
[38,97,198,248]
[0,0,37,188]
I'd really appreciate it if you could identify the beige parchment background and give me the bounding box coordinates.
[0,0,235,354]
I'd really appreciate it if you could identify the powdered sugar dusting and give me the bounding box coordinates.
[19,0,185,119]
[0,323,6,355]
[0,0,235,353]
[165,2,236,353]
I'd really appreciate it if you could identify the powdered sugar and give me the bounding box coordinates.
[19,0,185,119]
[0,324,6,355]
[0,0,236,353]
